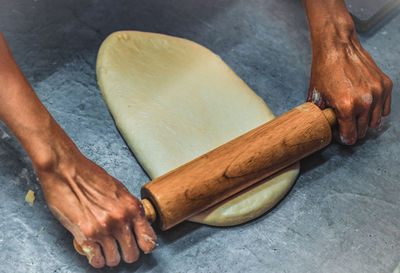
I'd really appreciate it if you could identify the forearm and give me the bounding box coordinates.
[302,0,356,52]
[0,32,77,171]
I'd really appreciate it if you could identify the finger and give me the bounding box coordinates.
[356,113,370,139]
[115,224,140,263]
[357,94,373,139]
[100,237,121,267]
[80,242,105,268]
[369,101,383,128]
[337,115,357,145]
[132,214,157,254]
[383,90,392,116]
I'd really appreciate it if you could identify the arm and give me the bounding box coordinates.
[0,32,156,268]
[302,0,393,145]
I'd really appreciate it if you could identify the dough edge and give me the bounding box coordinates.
[189,163,299,226]
[96,30,300,226]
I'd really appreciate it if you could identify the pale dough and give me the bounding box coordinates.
[96,31,300,226]
[25,190,35,206]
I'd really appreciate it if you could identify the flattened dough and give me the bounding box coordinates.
[96,31,299,226]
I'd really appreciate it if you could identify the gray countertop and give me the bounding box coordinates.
[0,1,399,272]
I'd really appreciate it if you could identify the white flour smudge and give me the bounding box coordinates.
[311,88,323,107]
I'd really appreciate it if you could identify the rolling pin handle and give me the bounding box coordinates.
[141,198,157,223]
[322,108,337,127]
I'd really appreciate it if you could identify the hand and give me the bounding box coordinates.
[307,10,393,145]
[303,6,392,145]
[36,143,157,268]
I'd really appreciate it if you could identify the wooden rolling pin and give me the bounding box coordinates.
[141,102,336,230]
[74,102,336,254]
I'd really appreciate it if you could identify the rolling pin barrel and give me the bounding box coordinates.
[141,102,337,230]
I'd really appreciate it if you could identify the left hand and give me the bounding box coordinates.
[307,30,392,145]
[35,136,157,268]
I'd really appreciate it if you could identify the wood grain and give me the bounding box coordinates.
[141,103,336,230]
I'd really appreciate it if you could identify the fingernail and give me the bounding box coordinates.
[340,135,347,144]
[360,129,367,139]
[340,134,356,145]
[144,250,154,255]
[377,118,384,131]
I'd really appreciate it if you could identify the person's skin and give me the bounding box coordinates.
[0,32,157,268]
[303,0,393,145]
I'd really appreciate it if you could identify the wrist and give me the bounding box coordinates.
[303,0,357,52]
[29,121,81,175]
[310,18,356,50]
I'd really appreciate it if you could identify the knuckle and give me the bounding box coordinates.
[81,225,98,238]
[337,105,354,120]
[126,198,144,216]
[337,99,353,114]
[384,76,393,89]
[370,79,384,92]
[115,205,141,224]
[99,210,129,228]
[126,197,141,208]
[96,215,112,230]
[360,94,373,108]
[106,210,128,225]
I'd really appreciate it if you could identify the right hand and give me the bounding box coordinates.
[307,29,392,145]
[36,142,157,268]
[302,0,393,145]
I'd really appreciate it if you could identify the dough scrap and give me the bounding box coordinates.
[96,31,299,226]
[25,190,35,206]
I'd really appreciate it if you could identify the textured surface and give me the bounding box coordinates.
[346,0,396,20]
[0,0,399,272]
[345,0,400,32]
